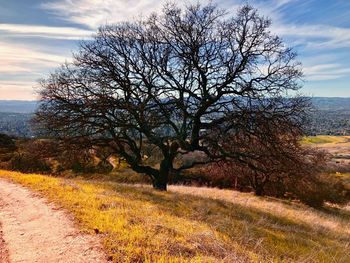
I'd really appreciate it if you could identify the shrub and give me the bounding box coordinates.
[198,141,349,207]
[286,173,350,207]
[0,133,16,152]
[0,133,17,168]
[9,152,52,173]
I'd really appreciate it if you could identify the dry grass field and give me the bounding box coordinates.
[302,136,350,164]
[0,170,349,263]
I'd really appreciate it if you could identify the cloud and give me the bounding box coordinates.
[304,63,350,81]
[0,40,70,71]
[272,24,350,49]
[1,0,346,99]
[40,0,298,29]
[0,65,30,74]
[0,81,37,100]
[0,40,71,99]
[0,24,93,40]
[40,0,166,29]
[40,0,350,51]
[275,0,295,6]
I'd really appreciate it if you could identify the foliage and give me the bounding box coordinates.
[0,133,16,152]
[1,135,348,207]
[0,133,17,169]
[6,139,53,173]
[286,173,350,207]
[8,152,52,173]
[0,138,113,174]
[198,132,350,207]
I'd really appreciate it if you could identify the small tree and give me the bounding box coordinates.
[0,133,16,152]
[35,3,308,190]
[0,133,17,166]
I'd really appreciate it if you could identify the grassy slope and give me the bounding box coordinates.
[301,135,350,145]
[0,170,349,263]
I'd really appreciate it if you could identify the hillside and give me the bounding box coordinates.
[2,97,350,113]
[0,100,37,113]
[309,97,350,135]
[0,112,33,137]
[0,170,349,262]
[312,97,350,111]
[1,98,350,137]
[0,101,36,137]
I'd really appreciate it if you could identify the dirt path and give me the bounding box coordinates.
[0,179,107,263]
[0,222,9,263]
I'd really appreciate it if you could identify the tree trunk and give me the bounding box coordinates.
[255,184,264,196]
[153,176,168,191]
[153,158,171,191]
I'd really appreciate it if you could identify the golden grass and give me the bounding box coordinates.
[301,135,350,145]
[1,170,349,263]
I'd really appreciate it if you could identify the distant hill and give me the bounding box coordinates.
[0,100,37,137]
[308,97,350,136]
[0,98,349,137]
[0,98,349,114]
[0,100,38,113]
[311,97,350,111]
[0,112,33,137]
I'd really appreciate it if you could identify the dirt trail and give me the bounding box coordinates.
[0,222,9,263]
[0,179,107,263]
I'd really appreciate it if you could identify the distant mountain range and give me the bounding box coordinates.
[0,100,38,113]
[308,97,350,136]
[311,97,350,111]
[0,97,349,113]
[0,97,349,137]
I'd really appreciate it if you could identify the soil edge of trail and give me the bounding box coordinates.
[0,178,107,263]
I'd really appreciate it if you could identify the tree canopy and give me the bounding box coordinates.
[35,3,309,190]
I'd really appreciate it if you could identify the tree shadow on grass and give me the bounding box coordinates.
[98,182,350,262]
[319,206,350,222]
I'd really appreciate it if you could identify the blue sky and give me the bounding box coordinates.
[0,0,349,100]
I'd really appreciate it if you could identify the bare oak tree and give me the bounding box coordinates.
[35,3,309,190]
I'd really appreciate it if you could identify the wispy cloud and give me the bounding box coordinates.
[40,0,350,51]
[0,65,30,74]
[0,24,93,40]
[273,24,350,49]
[40,0,296,29]
[304,63,350,81]
[40,0,166,29]
[0,40,70,70]
[0,0,348,99]
[0,81,37,100]
[0,40,71,100]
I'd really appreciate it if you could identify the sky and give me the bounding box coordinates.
[0,0,350,100]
